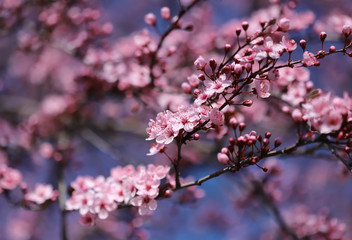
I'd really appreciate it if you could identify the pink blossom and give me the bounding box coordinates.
[194,92,209,106]
[235,48,256,63]
[91,193,117,219]
[66,191,95,215]
[281,36,297,52]
[302,93,344,133]
[253,37,284,61]
[187,74,200,87]
[147,143,165,156]
[267,69,279,81]
[302,51,318,67]
[24,184,58,205]
[0,165,22,191]
[255,80,271,98]
[204,74,232,96]
[131,194,157,215]
[209,108,224,126]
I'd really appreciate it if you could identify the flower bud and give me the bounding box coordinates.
[329,45,336,53]
[320,32,327,42]
[242,21,249,31]
[299,39,306,51]
[209,59,217,72]
[342,24,351,38]
[274,137,282,148]
[217,153,229,165]
[181,82,192,94]
[235,28,241,36]
[221,147,229,154]
[160,7,171,20]
[194,56,206,70]
[198,74,205,81]
[242,99,253,107]
[224,44,231,53]
[239,122,246,132]
[144,13,157,26]
[291,109,303,122]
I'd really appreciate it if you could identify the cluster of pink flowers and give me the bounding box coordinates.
[66,164,170,221]
[24,184,58,205]
[286,206,346,240]
[146,105,223,148]
[301,93,351,134]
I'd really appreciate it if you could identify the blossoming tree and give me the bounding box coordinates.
[0,0,351,239]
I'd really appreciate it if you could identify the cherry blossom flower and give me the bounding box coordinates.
[253,37,284,61]
[131,194,157,215]
[255,80,271,98]
[91,193,117,219]
[235,48,257,63]
[302,93,344,133]
[0,165,22,191]
[24,184,58,205]
[209,108,224,126]
[302,51,318,67]
[194,92,209,106]
[280,36,297,52]
[204,74,232,97]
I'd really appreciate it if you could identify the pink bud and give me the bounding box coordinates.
[242,21,249,31]
[160,7,171,20]
[224,44,231,53]
[194,133,200,140]
[194,56,207,70]
[274,137,282,148]
[242,99,253,107]
[217,153,229,165]
[234,64,243,75]
[164,189,173,198]
[320,32,327,42]
[239,122,246,132]
[181,82,192,93]
[342,24,351,38]
[221,147,229,154]
[329,45,336,53]
[291,109,302,122]
[144,13,157,26]
[235,28,241,36]
[299,39,306,51]
[198,74,205,81]
[209,59,217,72]
[229,117,238,128]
